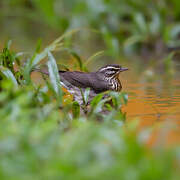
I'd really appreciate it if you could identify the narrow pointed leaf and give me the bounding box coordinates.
[0,66,18,86]
[72,101,80,118]
[84,88,90,105]
[70,51,83,70]
[84,50,104,66]
[47,51,62,106]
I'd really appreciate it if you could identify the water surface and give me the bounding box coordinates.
[121,62,180,145]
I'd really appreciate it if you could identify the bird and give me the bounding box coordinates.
[37,64,128,105]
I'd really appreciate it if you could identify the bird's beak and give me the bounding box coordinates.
[119,67,128,72]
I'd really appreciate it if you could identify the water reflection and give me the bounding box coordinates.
[121,63,180,127]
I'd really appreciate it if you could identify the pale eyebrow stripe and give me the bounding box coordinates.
[99,67,120,71]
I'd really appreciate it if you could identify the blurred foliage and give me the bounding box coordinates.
[0,0,180,177]
[0,0,180,57]
[0,36,180,179]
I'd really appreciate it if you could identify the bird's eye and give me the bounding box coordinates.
[109,68,116,71]
[105,70,115,75]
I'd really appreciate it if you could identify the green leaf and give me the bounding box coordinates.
[53,29,80,45]
[110,92,128,109]
[0,66,18,86]
[134,13,148,34]
[72,101,80,118]
[90,94,103,109]
[6,40,12,49]
[47,51,63,106]
[0,41,16,72]
[124,35,144,47]
[149,13,161,35]
[70,51,83,71]
[122,93,128,105]
[84,50,104,67]
[23,30,78,84]
[84,88,90,105]
[79,88,90,106]
[35,39,42,53]
[101,27,119,56]
[90,93,110,114]
[26,30,79,73]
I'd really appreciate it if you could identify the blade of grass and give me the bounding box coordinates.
[84,88,90,105]
[53,29,80,45]
[47,51,63,106]
[70,51,83,71]
[84,50,104,67]
[124,35,145,47]
[72,101,80,118]
[90,93,106,114]
[80,88,90,106]
[0,66,18,86]
[32,42,64,67]
[32,29,80,67]
[23,29,80,84]
[110,92,128,109]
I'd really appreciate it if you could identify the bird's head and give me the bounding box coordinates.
[98,64,128,78]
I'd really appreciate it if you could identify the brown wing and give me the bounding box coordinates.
[59,71,109,93]
[59,71,92,88]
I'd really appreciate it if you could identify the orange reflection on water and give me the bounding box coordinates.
[121,70,180,146]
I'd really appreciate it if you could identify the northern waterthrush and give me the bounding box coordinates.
[39,64,128,105]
